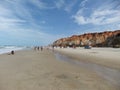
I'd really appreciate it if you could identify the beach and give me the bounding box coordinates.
[0,48,119,90]
[55,47,120,70]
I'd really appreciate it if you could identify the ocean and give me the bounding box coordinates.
[0,46,30,54]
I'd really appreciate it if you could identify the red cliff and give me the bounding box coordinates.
[53,30,120,47]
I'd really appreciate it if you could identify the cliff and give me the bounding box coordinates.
[53,30,120,48]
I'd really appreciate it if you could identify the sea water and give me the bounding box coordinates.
[0,45,28,54]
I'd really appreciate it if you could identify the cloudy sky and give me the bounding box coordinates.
[0,0,120,46]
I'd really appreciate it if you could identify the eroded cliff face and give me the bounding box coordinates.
[53,30,120,47]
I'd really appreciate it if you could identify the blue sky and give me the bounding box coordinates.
[0,0,120,46]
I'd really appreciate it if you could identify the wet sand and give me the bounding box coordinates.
[55,52,120,87]
[0,49,119,90]
[55,47,120,70]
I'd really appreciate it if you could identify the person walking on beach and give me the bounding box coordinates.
[37,46,39,50]
[40,46,43,51]
[52,46,54,52]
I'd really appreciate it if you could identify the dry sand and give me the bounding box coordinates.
[0,49,119,90]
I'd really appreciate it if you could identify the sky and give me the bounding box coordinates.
[0,0,120,46]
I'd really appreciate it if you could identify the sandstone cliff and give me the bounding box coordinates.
[53,30,120,47]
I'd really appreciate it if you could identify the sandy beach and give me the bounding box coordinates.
[0,48,119,90]
[55,47,120,70]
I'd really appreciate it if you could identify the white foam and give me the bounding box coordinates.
[0,46,24,54]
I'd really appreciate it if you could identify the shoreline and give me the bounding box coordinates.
[0,47,31,55]
[54,47,120,70]
[54,51,120,87]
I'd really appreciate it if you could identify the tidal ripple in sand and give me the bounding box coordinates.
[55,53,120,87]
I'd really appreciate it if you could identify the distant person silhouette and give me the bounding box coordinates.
[11,50,14,55]
[41,46,43,51]
[37,47,39,50]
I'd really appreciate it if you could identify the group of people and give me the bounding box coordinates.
[9,46,55,55]
[8,50,15,55]
[34,46,43,51]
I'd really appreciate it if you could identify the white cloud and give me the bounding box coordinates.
[0,0,59,45]
[54,0,77,12]
[93,9,119,16]
[73,2,120,25]
[64,0,77,12]
[0,17,26,23]
[54,0,65,9]
[80,0,88,7]
[0,0,49,30]
[29,0,54,10]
